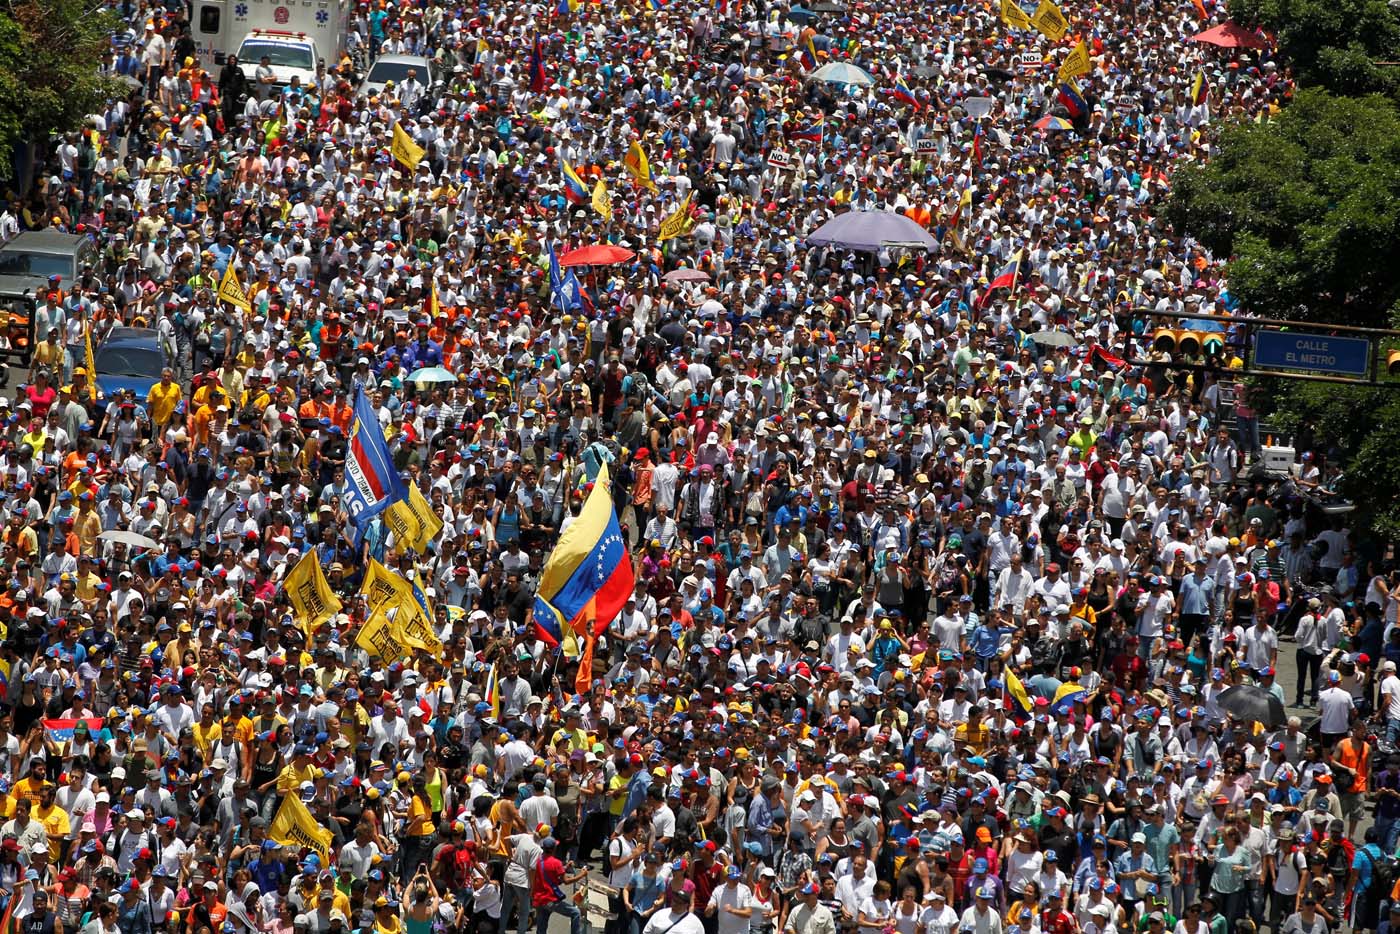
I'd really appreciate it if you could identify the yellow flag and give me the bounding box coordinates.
[354,608,407,662]
[1058,40,1092,81]
[623,140,658,193]
[217,262,251,312]
[1001,0,1032,29]
[1005,669,1034,714]
[389,593,443,654]
[391,121,426,169]
[591,179,613,222]
[269,792,333,865]
[82,319,98,403]
[657,192,694,241]
[384,483,444,554]
[283,550,342,641]
[1030,0,1068,40]
[360,558,414,614]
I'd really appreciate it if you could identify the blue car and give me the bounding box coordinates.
[94,327,168,403]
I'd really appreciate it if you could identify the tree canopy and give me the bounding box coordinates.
[1229,0,1400,97]
[0,0,121,171]
[1165,88,1400,328]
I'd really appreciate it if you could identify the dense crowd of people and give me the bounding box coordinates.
[0,0,1394,933]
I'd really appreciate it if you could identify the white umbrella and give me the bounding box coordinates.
[808,61,876,87]
[664,268,711,284]
[1029,330,1076,348]
[99,529,160,550]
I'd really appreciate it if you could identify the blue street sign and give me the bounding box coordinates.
[1252,330,1371,378]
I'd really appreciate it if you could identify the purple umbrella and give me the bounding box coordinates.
[805,210,939,252]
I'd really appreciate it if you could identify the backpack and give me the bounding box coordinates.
[1360,845,1397,897]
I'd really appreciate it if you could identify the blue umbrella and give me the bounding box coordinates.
[407,366,457,384]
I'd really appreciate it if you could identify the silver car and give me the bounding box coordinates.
[358,54,436,99]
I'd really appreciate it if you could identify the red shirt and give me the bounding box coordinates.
[1042,908,1078,934]
[532,855,567,907]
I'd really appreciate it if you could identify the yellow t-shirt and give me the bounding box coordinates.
[13,776,48,806]
[34,802,70,860]
[276,761,322,795]
[608,773,628,817]
[406,796,433,837]
[191,721,222,759]
[146,381,183,425]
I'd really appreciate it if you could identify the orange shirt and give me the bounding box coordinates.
[1335,737,1371,793]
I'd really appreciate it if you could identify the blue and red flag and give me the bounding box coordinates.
[561,158,589,204]
[978,251,1023,307]
[648,0,667,9]
[532,464,635,648]
[972,122,985,166]
[1057,80,1087,119]
[43,718,105,743]
[798,36,817,71]
[786,114,824,143]
[345,387,407,529]
[528,35,548,93]
[890,73,919,109]
[547,242,585,313]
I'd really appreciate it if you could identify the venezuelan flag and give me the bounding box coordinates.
[528,35,548,93]
[1056,79,1087,119]
[1051,686,1087,716]
[561,158,589,204]
[890,75,918,109]
[798,36,817,71]
[532,464,635,647]
[1005,669,1034,715]
[557,0,580,12]
[648,0,667,10]
[786,114,824,143]
[485,663,500,720]
[1191,71,1209,105]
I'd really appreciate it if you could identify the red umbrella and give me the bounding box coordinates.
[558,245,637,266]
[1189,22,1267,49]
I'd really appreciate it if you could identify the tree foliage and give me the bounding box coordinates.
[0,0,122,169]
[1164,88,1400,328]
[1258,383,1400,538]
[1229,0,1400,97]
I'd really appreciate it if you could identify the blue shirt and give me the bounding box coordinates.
[1353,843,1384,893]
[747,794,775,857]
[1178,574,1215,617]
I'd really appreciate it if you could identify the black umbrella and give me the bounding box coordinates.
[1217,684,1288,728]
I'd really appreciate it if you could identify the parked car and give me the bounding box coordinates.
[94,327,167,402]
[0,231,99,283]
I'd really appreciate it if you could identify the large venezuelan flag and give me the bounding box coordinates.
[532,464,635,647]
[561,158,589,204]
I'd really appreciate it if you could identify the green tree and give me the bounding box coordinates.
[0,0,122,169]
[1164,88,1400,328]
[1259,382,1400,537]
[1229,0,1400,97]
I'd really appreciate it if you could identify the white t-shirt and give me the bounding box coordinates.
[1382,673,1400,721]
[1318,686,1355,733]
[644,908,705,934]
[708,882,754,934]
